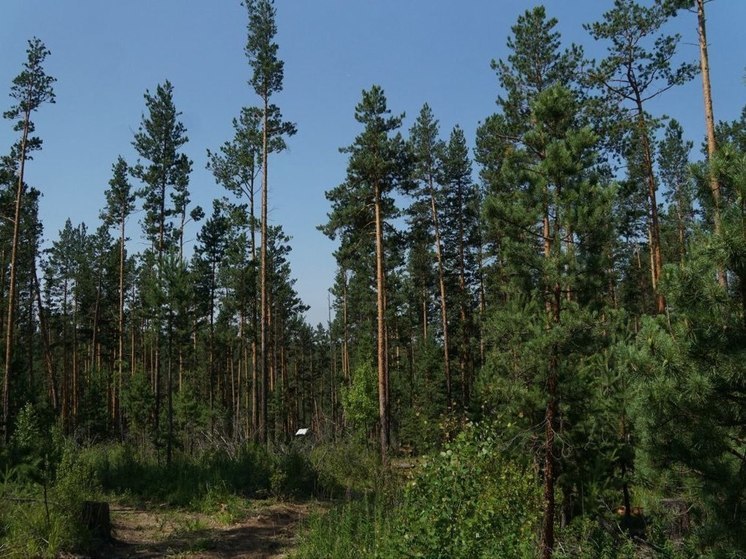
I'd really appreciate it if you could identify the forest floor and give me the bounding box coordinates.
[96,499,315,559]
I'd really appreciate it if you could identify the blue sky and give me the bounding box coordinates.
[1,1,745,326]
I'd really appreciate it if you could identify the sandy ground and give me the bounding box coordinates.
[99,500,313,559]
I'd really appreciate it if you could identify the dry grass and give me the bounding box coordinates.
[101,500,314,559]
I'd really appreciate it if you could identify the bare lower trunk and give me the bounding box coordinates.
[428,180,451,405]
[259,95,269,443]
[3,115,30,442]
[697,0,725,287]
[636,108,665,314]
[374,183,389,463]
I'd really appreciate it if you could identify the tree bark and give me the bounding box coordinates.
[117,216,126,432]
[3,114,30,443]
[259,94,269,443]
[636,108,666,314]
[374,182,389,463]
[428,178,451,405]
[697,0,726,287]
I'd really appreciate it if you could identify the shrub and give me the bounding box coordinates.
[394,422,541,559]
[310,439,381,498]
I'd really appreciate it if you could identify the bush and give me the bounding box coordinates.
[394,422,541,559]
[295,422,541,559]
[310,439,381,498]
[0,442,103,557]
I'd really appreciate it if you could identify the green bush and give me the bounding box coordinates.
[310,439,381,498]
[0,442,102,557]
[394,422,541,559]
[295,422,541,559]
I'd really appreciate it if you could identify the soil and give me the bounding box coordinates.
[98,500,314,559]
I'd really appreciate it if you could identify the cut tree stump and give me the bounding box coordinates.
[82,501,111,541]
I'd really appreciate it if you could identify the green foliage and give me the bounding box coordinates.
[0,442,102,557]
[4,36,56,136]
[293,495,395,559]
[629,242,746,555]
[295,423,541,559]
[270,445,317,497]
[341,363,378,438]
[396,335,446,453]
[10,402,64,488]
[395,423,541,558]
[555,516,641,559]
[310,439,382,498]
[74,440,327,506]
[122,369,155,445]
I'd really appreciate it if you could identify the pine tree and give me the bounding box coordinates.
[193,202,229,417]
[132,81,192,258]
[323,86,411,462]
[586,0,697,313]
[407,105,451,404]
[131,80,193,449]
[439,126,480,407]
[482,84,612,559]
[665,0,725,284]
[2,37,55,442]
[208,106,262,436]
[101,156,136,432]
[245,0,296,443]
[658,120,695,263]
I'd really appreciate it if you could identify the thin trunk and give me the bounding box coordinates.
[457,186,469,408]
[166,313,173,467]
[3,114,30,442]
[697,0,726,287]
[540,187,561,559]
[0,250,6,357]
[27,260,34,394]
[91,274,102,373]
[62,280,69,430]
[34,264,57,410]
[342,274,350,381]
[209,264,216,415]
[116,222,125,402]
[428,178,451,405]
[636,103,666,313]
[73,294,79,426]
[250,174,260,438]
[374,182,389,463]
[676,196,686,263]
[540,344,559,559]
[259,95,269,443]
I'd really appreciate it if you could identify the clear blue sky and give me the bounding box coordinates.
[1,1,745,326]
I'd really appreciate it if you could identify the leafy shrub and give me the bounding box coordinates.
[0,442,102,557]
[295,422,541,559]
[341,363,378,438]
[310,439,381,498]
[271,445,317,497]
[394,422,541,559]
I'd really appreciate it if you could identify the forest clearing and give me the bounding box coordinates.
[102,501,311,558]
[1,0,746,557]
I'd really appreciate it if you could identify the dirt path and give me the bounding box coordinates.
[102,500,313,559]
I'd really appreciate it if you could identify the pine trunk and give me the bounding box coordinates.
[374,182,389,463]
[428,179,451,405]
[3,114,30,442]
[259,95,269,443]
[697,0,725,287]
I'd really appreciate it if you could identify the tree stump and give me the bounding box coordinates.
[82,501,111,541]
